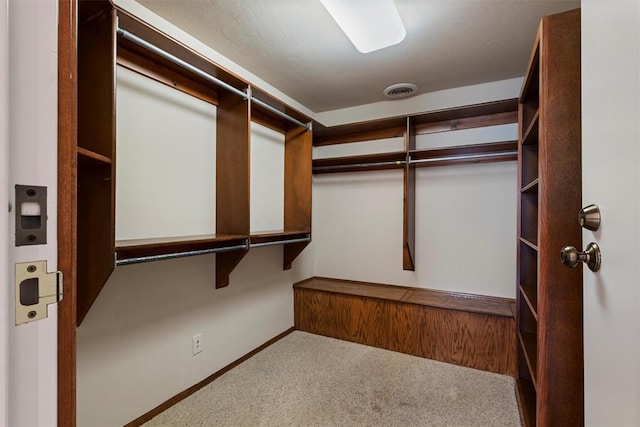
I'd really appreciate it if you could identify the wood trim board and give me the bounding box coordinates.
[58,0,78,424]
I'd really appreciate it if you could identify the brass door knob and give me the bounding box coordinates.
[560,242,601,272]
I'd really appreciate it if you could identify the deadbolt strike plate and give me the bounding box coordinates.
[15,261,63,325]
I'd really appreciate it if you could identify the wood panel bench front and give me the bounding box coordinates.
[294,277,517,376]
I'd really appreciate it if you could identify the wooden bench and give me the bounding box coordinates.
[294,277,516,376]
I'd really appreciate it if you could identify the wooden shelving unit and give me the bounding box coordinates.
[515,9,583,426]
[76,0,312,324]
[251,86,313,270]
[312,100,519,272]
[313,99,518,146]
[77,3,116,325]
[283,119,313,270]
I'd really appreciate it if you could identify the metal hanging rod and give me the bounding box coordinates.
[249,236,310,249]
[115,242,248,266]
[313,150,517,173]
[116,28,311,131]
[313,160,406,172]
[409,150,517,165]
[117,28,248,100]
[251,97,311,130]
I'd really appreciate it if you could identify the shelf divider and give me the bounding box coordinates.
[403,117,416,271]
[283,122,312,270]
[215,89,251,287]
[519,285,538,320]
[77,146,112,164]
[521,178,539,193]
[521,110,539,146]
[516,378,537,427]
[520,236,539,251]
[518,331,538,389]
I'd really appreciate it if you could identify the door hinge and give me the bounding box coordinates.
[15,261,63,325]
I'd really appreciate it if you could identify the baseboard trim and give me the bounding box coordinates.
[124,327,296,427]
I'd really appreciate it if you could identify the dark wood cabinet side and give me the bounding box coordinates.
[515,8,583,426]
[283,124,313,269]
[215,91,251,287]
[77,2,116,325]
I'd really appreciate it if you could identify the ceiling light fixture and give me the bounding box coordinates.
[320,0,406,53]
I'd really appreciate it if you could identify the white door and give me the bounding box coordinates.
[5,0,59,425]
[1,0,8,423]
[582,1,640,425]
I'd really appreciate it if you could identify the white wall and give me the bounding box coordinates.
[77,66,314,426]
[582,1,640,425]
[314,124,518,298]
[116,66,217,240]
[315,78,523,127]
[77,247,312,427]
[250,122,285,233]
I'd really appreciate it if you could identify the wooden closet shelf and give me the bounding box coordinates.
[313,151,406,174]
[414,110,517,136]
[115,234,248,264]
[519,285,538,319]
[518,331,538,389]
[516,378,537,427]
[77,147,112,165]
[313,98,518,146]
[521,111,539,146]
[250,230,310,246]
[313,118,407,146]
[409,141,517,168]
[520,236,538,251]
[521,179,539,193]
[116,233,247,247]
[312,142,518,175]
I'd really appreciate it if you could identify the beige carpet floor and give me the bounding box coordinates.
[144,331,522,426]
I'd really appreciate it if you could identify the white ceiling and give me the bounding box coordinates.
[135,0,580,113]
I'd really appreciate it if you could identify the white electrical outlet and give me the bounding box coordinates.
[192,333,203,355]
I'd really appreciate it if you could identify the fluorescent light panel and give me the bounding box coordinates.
[320,0,406,53]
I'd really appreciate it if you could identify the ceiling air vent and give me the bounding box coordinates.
[383,83,418,99]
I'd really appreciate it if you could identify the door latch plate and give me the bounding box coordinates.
[15,185,47,246]
[15,261,63,325]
